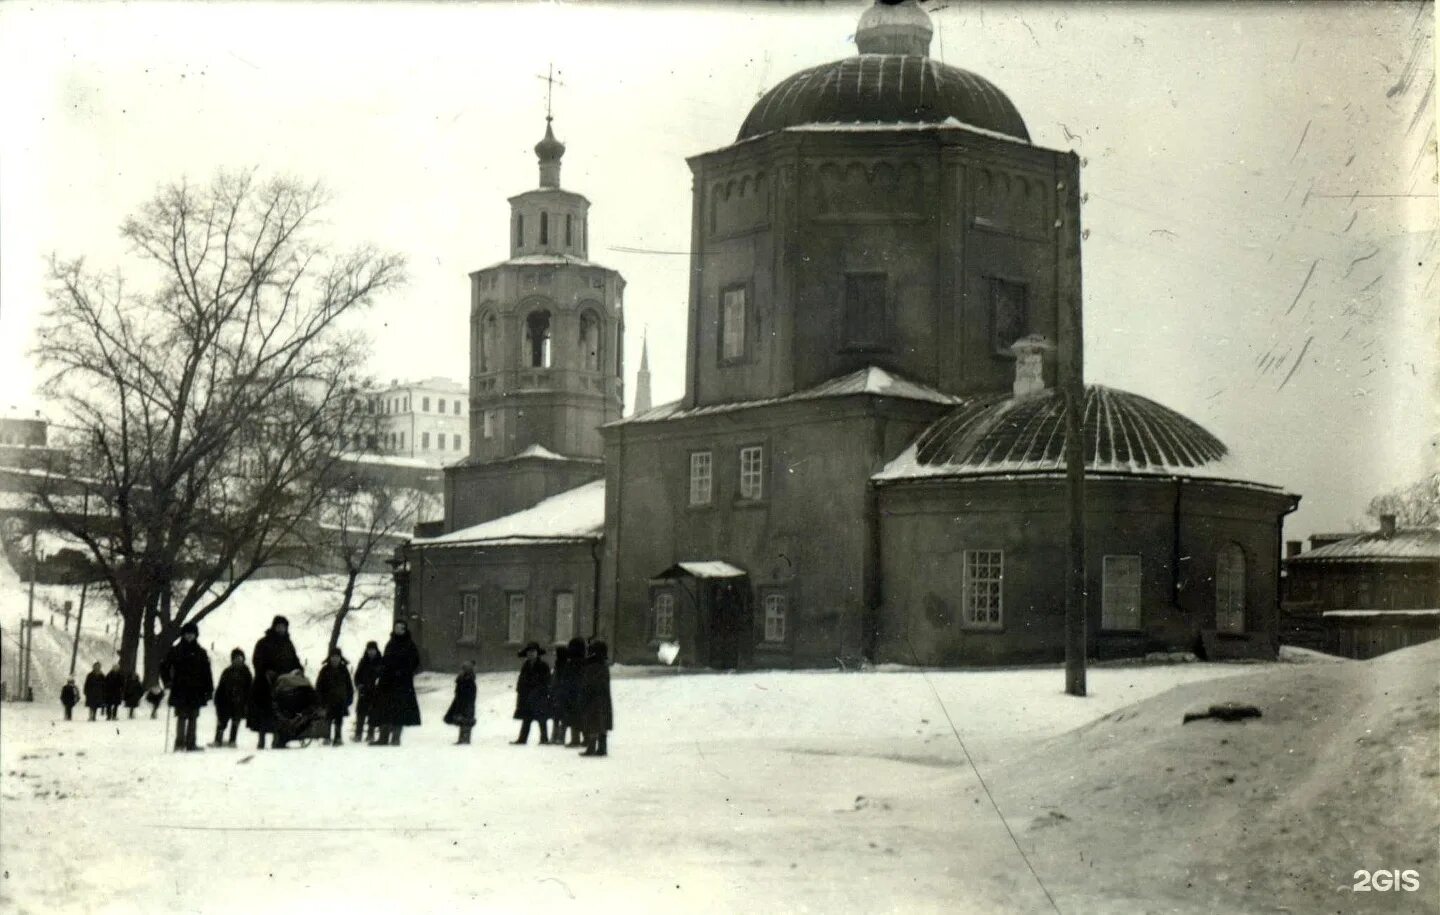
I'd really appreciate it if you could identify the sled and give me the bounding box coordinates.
[271,672,332,748]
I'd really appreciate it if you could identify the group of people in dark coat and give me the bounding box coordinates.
[440,636,613,755]
[72,662,146,721]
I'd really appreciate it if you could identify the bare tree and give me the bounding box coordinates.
[1365,472,1440,529]
[300,455,438,656]
[31,170,405,682]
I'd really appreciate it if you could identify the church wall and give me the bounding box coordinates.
[601,396,945,668]
[443,458,602,531]
[876,477,1293,665]
[685,131,1080,408]
[407,540,598,673]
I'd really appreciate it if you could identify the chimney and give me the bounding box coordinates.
[1285,540,1303,559]
[1009,334,1054,398]
[1380,514,1397,538]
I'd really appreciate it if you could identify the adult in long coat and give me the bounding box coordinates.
[443,662,477,744]
[83,663,106,721]
[370,620,421,746]
[104,664,125,721]
[511,642,551,745]
[576,640,613,757]
[122,672,144,718]
[159,623,215,752]
[247,615,302,749]
[213,648,253,747]
[352,641,383,742]
[553,637,586,747]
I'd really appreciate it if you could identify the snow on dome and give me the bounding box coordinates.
[875,385,1268,484]
[414,479,604,547]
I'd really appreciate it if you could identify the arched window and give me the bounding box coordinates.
[1216,543,1246,633]
[540,212,549,245]
[479,312,498,372]
[515,213,524,249]
[525,310,552,368]
[578,310,601,371]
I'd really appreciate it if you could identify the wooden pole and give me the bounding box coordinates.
[23,527,38,701]
[1059,152,1087,697]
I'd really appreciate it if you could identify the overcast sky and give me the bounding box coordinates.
[1,0,1435,538]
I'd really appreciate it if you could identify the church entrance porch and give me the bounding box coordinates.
[651,562,751,670]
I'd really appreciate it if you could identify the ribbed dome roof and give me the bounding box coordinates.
[737,55,1030,142]
[878,386,1231,481]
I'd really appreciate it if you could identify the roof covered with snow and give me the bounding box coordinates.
[1290,528,1440,563]
[609,366,967,427]
[412,479,605,548]
[476,253,618,274]
[655,561,748,580]
[874,385,1280,488]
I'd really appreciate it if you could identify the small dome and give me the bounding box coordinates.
[892,386,1229,478]
[534,118,565,162]
[737,56,1029,142]
[856,0,933,56]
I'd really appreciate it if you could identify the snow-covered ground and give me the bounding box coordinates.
[3,554,1436,913]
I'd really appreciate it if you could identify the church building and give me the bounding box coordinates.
[400,0,1300,672]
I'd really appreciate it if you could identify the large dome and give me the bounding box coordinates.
[737,55,1030,143]
[876,386,1236,481]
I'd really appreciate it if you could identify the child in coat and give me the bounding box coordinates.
[315,647,355,746]
[145,684,165,719]
[443,661,478,745]
[60,678,80,720]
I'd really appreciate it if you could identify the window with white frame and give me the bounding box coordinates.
[763,593,787,643]
[1101,555,1142,630]
[460,593,480,642]
[654,590,676,640]
[963,550,1004,627]
[1216,543,1246,633]
[739,446,764,501]
[506,593,526,644]
[689,451,713,506]
[554,591,576,643]
[720,285,746,361]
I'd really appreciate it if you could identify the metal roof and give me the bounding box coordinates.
[411,480,604,549]
[608,366,967,428]
[654,561,748,580]
[1289,528,1440,563]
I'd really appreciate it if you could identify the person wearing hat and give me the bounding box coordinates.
[353,640,383,743]
[248,615,301,750]
[371,619,422,746]
[60,677,80,720]
[443,661,478,745]
[315,646,355,746]
[83,662,107,721]
[511,641,552,745]
[576,640,613,758]
[104,662,125,721]
[212,648,253,747]
[159,623,214,752]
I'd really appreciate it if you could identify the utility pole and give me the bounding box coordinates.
[23,526,38,701]
[1059,152,1087,697]
[68,491,90,678]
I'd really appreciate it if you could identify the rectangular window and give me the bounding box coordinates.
[483,410,495,439]
[720,285,747,361]
[438,398,446,413]
[842,273,888,350]
[654,591,676,641]
[399,431,405,449]
[460,593,480,642]
[1101,555,1142,630]
[554,591,576,643]
[738,446,764,501]
[990,278,1028,355]
[506,593,526,644]
[422,432,430,449]
[422,397,430,412]
[763,593,787,643]
[438,435,445,451]
[963,550,1004,628]
[540,212,549,245]
[689,451,713,506]
[455,401,462,415]
[565,213,573,246]
[453,433,462,450]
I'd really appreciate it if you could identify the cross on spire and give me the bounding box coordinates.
[536,64,565,121]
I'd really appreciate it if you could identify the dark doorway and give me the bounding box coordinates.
[708,579,748,670]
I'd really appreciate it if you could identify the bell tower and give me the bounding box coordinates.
[444,113,626,531]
